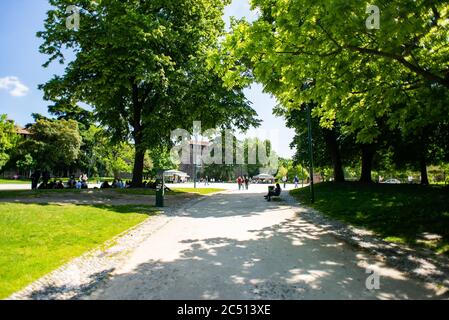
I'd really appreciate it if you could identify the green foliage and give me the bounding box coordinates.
[214,0,449,142]
[38,0,260,185]
[15,154,35,174]
[21,119,82,171]
[147,147,176,179]
[104,142,134,179]
[211,0,449,181]
[276,158,308,181]
[0,115,18,171]
[202,135,279,180]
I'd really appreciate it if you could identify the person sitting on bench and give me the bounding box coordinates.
[264,183,282,202]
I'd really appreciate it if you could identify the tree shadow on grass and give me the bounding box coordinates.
[291,183,449,255]
[170,192,291,219]
[0,201,158,216]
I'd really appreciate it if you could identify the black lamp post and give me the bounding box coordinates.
[306,103,315,204]
[302,79,316,204]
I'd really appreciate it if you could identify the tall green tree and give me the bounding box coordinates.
[210,0,449,182]
[38,0,260,187]
[0,115,17,171]
[21,119,82,172]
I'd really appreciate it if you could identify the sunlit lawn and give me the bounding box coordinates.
[0,188,226,199]
[0,203,155,299]
[0,179,30,185]
[116,187,225,196]
[291,182,449,255]
[170,188,225,195]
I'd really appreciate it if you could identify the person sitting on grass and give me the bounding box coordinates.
[264,183,282,202]
[119,179,126,189]
[67,176,76,189]
[47,180,56,189]
[101,181,111,189]
[56,180,65,189]
[38,182,47,190]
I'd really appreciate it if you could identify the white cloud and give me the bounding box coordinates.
[0,76,30,97]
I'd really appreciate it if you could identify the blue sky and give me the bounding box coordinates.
[0,0,296,158]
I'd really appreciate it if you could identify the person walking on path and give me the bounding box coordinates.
[244,176,250,190]
[237,176,243,190]
[294,176,299,189]
[282,176,288,189]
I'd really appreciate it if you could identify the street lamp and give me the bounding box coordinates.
[306,103,315,204]
[193,130,200,189]
[302,79,316,204]
[194,162,197,189]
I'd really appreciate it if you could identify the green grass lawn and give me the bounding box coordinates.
[0,179,30,185]
[0,188,226,199]
[0,203,154,299]
[291,182,449,255]
[0,189,92,199]
[170,188,225,195]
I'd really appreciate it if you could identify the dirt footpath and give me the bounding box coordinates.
[87,190,442,300]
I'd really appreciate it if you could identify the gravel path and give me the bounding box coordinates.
[86,190,447,300]
[9,189,448,300]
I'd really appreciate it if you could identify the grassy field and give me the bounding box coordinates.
[0,189,95,199]
[0,179,30,185]
[0,203,155,299]
[170,188,225,195]
[0,187,226,199]
[291,183,449,255]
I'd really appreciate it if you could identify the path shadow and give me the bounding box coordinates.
[170,192,291,219]
[89,214,442,300]
[27,269,115,300]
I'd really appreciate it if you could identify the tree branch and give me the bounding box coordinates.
[345,45,448,87]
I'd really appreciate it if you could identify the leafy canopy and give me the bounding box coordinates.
[211,0,449,143]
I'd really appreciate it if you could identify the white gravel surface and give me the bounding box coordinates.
[87,190,446,300]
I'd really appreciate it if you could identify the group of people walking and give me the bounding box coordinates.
[237,176,250,190]
[284,175,301,189]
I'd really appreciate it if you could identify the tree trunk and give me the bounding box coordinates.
[360,145,375,184]
[420,157,429,185]
[132,146,145,187]
[324,129,345,183]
